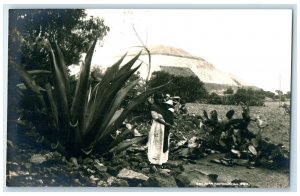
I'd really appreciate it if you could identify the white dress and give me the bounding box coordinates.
[148,110,169,165]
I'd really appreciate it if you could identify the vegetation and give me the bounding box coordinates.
[8,10,168,157]
[149,71,208,102]
[207,88,277,106]
[8,9,110,148]
[223,87,234,95]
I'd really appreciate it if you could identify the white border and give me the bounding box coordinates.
[1,0,299,194]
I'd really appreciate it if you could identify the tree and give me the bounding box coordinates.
[232,88,265,106]
[224,87,234,95]
[208,92,223,104]
[284,91,291,99]
[275,90,286,102]
[149,71,208,102]
[9,9,110,70]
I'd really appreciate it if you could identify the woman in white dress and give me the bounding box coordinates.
[148,93,173,165]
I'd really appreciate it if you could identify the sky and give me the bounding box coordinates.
[87,9,292,93]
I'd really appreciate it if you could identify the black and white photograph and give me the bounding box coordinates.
[5,7,293,188]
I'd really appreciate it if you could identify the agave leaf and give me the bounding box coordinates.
[10,60,47,109]
[83,64,142,144]
[28,70,52,75]
[108,137,146,154]
[45,83,58,127]
[116,50,142,77]
[84,58,142,134]
[92,81,170,148]
[53,41,70,94]
[107,79,140,127]
[84,53,128,128]
[70,39,97,127]
[92,79,140,141]
[107,108,124,128]
[85,52,139,120]
[48,43,70,125]
[100,52,127,83]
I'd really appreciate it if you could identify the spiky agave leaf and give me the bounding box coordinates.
[108,137,146,154]
[116,50,142,77]
[27,70,52,75]
[84,53,128,130]
[83,53,142,136]
[48,41,70,130]
[90,79,140,145]
[45,83,58,127]
[93,81,170,148]
[70,39,97,128]
[106,79,140,128]
[52,41,70,94]
[10,60,47,109]
[83,63,142,145]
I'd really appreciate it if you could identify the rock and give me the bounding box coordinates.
[97,172,111,181]
[37,179,43,185]
[83,157,94,165]
[70,157,79,167]
[7,162,20,171]
[97,180,109,187]
[87,168,96,174]
[90,175,100,182]
[30,154,47,164]
[44,152,62,160]
[61,156,67,163]
[129,156,143,163]
[139,162,148,168]
[176,169,213,187]
[73,179,81,185]
[141,168,150,174]
[144,172,177,187]
[107,166,122,176]
[165,160,183,168]
[131,161,139,167]
[94,162,108,173]
[178,148,190,158]
[134,129,143,137]
[107,176,129,187]
[150,165,158,173]
[159,168,171,174]
[188,136,198,148]
[117,168,149,181]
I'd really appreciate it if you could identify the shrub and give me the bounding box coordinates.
[223,87,234,95]
[149,71,208,102]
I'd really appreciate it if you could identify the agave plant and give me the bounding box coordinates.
[11,38,168,157]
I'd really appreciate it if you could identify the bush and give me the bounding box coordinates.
[223,87,234,95]
[149,71,208,102]
[207,92,223,105]
[206,88,266,106]
[232,88,265,106]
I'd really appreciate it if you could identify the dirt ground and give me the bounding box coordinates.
[182,153,289,188]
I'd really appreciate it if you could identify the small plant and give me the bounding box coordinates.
[11,38,168,157]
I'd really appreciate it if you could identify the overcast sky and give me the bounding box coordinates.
[87,9,292,93]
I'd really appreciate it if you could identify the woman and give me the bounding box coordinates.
[148,92,173,165]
